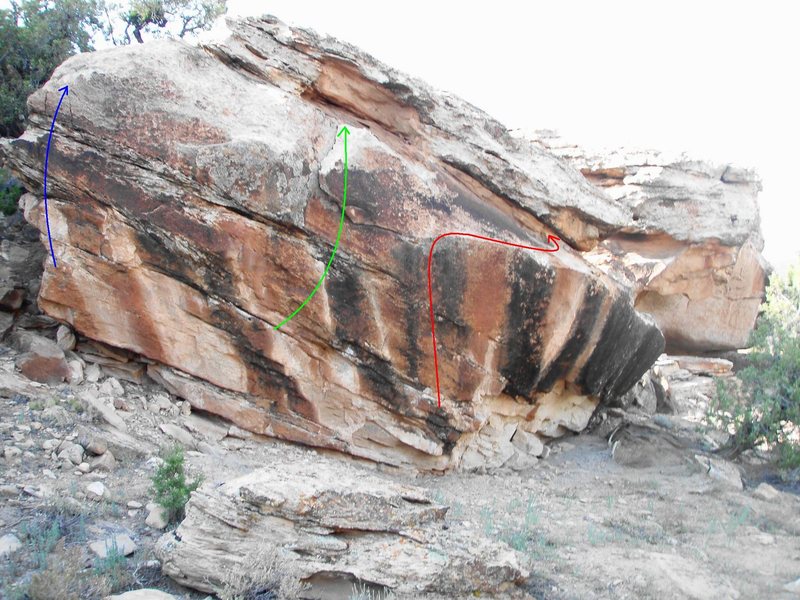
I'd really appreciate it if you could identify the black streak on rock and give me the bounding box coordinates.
[500,253,554,398]
[537,281,607,392]
[577,296,665,401]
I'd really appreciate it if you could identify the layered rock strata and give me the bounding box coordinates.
[155,460,527,597]
[532,132,768,353]
[1,16,666,470]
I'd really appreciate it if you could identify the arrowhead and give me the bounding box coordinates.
[58,85,69,96]
[547,234,561,248]
[337,125,350,138]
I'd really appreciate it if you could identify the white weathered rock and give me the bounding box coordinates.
[99,377,125,398]
[4,445,22,459]
[56,324,76,351]
[86,480,106,500]
[146,505,169,530]
[0,533,22,557]
[127,500,143,509]
[89,533,137,558]
[105,590,177,600]
[156,459,527,597]
[67,359,84,385]
[85,362,102,383]
[91,450,116,472]
[57,442,84,465]
[85,395,127,432]
[158,423,195,448]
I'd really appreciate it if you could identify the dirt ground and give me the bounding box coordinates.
[2,340,800,599]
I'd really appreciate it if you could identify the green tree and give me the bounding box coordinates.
[0,0,227,137]
[710,259,800,470]
[151,445,203,523]
[0,0,100,137]
[107,0,226,45]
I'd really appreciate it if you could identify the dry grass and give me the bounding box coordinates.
[27,539,127,600]
[219,545,305,600]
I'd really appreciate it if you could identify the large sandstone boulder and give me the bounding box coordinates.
[1,16,665,470]
[533,132,768,353]
[155,459,528,598]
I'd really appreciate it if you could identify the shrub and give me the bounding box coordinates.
[0,168,23,216]
[219,545,304,600]
[150,445,202,523]
[709,259,800,470]
[28,541,116,600]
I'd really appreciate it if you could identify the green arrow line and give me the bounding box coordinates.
[274,125,350,330]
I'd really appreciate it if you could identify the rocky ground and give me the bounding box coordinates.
[2,318,800,598]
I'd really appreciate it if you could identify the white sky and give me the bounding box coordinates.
[214,0,799,273]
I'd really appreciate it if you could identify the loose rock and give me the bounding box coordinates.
[86,480,106,500]
[89,533,137,558]
[0,533,22,557]
[146,505,169,530]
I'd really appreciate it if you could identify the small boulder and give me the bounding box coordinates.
[4,445,22,459]
[56,325,76,351]
[105,590,178,600]
[89,533,137,558]
[11,331,69,384]
[145,505,169,530]
[79,433,108,456]
[0,312,13,338]
[0,533,22,557]
[57,442,85,465]
[85,363,102,383]
[0,287,24,311]
[159,423,195,448]
[67,359,84,385]
[86,481,106,500]
[99,377,125,398]
[91,450,116,472]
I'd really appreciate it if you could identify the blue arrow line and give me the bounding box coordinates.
[43,85,69,268]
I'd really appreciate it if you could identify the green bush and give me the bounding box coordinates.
[0,168,23,215]
[709,259,800,470]
[150,445,202,523]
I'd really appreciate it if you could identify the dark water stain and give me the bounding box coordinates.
[577,296,665,401]
[500,254,555,398]
[537,281,607,392]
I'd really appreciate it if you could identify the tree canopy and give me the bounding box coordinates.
[0,0,100,137]
[0,0,227,137]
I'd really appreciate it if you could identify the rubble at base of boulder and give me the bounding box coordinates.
[155,460,527,598]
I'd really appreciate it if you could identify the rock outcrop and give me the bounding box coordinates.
[2,16,670,470]
[532,132,768,353]
[155,459,527,598]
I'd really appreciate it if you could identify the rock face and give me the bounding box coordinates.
[0,16,670,470]
[533,133,768,353]
[155,460,527,597]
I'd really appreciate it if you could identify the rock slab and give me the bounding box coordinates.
[156,459,527,597]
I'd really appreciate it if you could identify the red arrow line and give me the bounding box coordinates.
[427,232,561,407]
